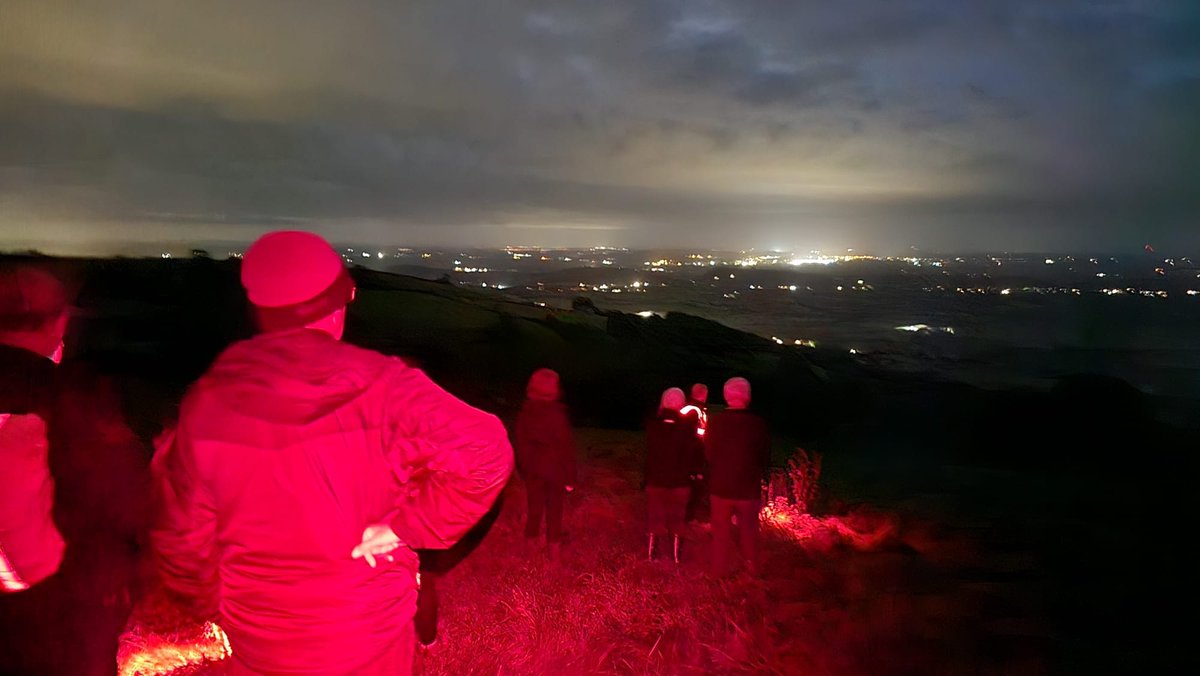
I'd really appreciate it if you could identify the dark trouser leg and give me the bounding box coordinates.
[525,476,546,539]
[645,487,668,536]
[685,476,708,522]
[710,496,735,575]
[415,551,439,646]
[664,487,690,537]
[544,482,565,544]
[733,498,761,572]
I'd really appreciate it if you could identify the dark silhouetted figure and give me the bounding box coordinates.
[0,265,150,676]
[682,382,709,523]
[706,377,770,576]
[513,368,577,563]
[644,388,703,563]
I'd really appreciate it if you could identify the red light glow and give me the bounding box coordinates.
[117,621,231,676]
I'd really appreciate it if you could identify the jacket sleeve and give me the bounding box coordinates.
[384,366,514,550]
[150,421,219,619]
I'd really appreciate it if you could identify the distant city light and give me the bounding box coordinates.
[895,324,956,334]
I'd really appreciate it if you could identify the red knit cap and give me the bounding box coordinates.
[241,231,355,331]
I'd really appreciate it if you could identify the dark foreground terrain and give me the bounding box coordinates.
[1,255,1190,674]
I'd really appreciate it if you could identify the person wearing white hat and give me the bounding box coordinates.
[705,377,770,576]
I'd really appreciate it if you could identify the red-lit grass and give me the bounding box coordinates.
[122,428,1054,675]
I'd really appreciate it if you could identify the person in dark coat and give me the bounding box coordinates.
[512,368,577,563]
[644,387,703,563]
[0,264,150,676]
[706,377,770,576]
[682,382,709,523]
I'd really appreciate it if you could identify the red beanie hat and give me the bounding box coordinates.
[526,368,560,401]
[241,231,356,332]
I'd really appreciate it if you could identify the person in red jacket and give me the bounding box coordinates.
[644,387,703,563]
[151,231,513,675]
[513,368,577,563]
[705,377,770,576]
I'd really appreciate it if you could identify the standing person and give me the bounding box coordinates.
[0,265,150,675]
[644,387,703,563]
[0,266,69,675]
[152,231,513,675]
[682,382,709,523]
[706,377,770,576]
[513,368,577,563]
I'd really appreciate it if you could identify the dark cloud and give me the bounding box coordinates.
[0,0,1197,253]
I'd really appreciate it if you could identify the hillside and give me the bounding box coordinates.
[3,255,1193,673]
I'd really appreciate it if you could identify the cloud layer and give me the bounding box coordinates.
[1,0,1197,253]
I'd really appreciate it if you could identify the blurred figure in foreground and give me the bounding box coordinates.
[682,382,709,524]
[0,265,150,675]
[152,231,513,675]
[706,377,770,576]
[644,387,703,563]
[513,368,577,563]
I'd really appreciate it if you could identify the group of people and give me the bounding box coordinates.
[2,231,515,675]
[1,228,772,675]
[643,375,772,574]
[513,368,771,576]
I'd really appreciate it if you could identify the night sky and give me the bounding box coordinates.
[1,1,1197,254]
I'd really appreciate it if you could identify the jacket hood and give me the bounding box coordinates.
[200,329,385,426]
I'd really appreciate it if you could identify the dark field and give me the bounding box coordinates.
[2,256,1189,674]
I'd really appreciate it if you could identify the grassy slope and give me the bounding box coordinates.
[126,427,1055,676]
[413,429,1052,676]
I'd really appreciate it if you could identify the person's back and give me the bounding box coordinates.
[512,368,576,560]
[644,408,701,489]
[514,397,575,486]
[705,377,769,575]
[166,332,405,668]
[154,232,513,674]
[705,408,770,500]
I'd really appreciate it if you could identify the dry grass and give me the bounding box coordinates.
[122,428,1055,675]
